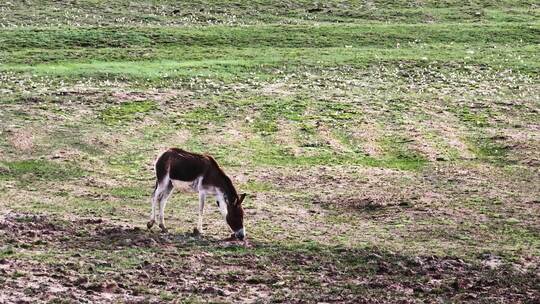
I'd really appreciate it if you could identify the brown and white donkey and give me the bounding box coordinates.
[147,148,247,240]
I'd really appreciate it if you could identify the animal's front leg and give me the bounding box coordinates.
[197,192,206,234]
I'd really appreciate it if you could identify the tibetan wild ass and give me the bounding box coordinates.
[147,148,247,240]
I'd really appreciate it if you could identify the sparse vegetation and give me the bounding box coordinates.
[0,0,538,303]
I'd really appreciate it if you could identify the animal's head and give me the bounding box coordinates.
[226,193,246,240]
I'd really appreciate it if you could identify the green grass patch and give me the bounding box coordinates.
[109,186,148,199]
[99,100,157,125]
[379,135,428,169]
[0,159,85,181]
[2,44,538,84]
[469,135,510,164]
[219,136,426,170]
[252,98,307,135]
[108,151,149,175]
[175,105,227,133]
[1,24,537,51]
[0,246,16,258]
[456,106,490,127]
[241,180,274,192]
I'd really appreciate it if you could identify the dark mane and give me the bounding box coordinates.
[169,148,203,159]
[205,155,239,204]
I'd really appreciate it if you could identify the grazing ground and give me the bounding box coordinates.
[0,1,539,303]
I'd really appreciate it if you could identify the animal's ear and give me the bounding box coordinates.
[238,193,247,205]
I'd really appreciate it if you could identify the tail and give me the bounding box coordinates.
[154,150,170,185]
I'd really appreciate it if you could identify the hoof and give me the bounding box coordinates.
[193,227,202,236]
[159,224,167,233]
[147,220,155,230]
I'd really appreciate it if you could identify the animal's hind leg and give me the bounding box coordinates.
[157,180,174,233]
[147,183,158,230]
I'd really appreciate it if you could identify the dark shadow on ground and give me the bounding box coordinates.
[1,212,539,303]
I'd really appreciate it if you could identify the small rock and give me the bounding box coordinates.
[103,281,119,292]
[138,271,150,279]
[202,286,229,296]
[151,279,167,286]
[97,261,112,268]
[73,277,89,286]
[398,201,411,207]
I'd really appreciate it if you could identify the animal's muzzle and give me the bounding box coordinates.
[235,228,245,241]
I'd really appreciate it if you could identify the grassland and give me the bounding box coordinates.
[0,0,539,303]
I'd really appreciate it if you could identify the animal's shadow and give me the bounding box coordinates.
[83,224,246,251]
[0,213,244,252]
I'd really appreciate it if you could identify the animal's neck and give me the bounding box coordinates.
[215,175,237,205]
[206,157,238,204]
[221,182,238,205]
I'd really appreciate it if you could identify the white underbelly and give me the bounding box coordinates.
[171,176,218,195]
[171,179,197,193]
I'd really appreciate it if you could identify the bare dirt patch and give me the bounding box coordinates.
[427,112,476,160]
[0,212,538,303]
[274,119,303,157]
[6,128,36,152]
[499,126,540,167]
[350,122,384,157]
[260,81,294,97]
[111,89,192,104]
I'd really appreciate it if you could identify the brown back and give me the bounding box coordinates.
[157,148,240,204]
